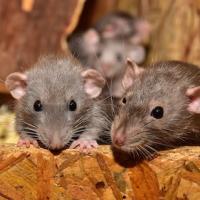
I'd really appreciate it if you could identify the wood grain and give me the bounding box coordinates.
[0,144,200,199]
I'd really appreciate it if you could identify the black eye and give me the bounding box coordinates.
[122,97,127,104]
[96,51,102,58]
[34,100,43,112]
[69,100,77,111]
[116,53,122,62]
[151,106,164,119]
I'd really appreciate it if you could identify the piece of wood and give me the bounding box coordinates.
[116,0,200,66]
[0,0,85,84]
[0,144,200,199]
[146,0,200,66]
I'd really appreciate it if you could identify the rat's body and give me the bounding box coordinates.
[6,56,112,151]
[111,61,200,159]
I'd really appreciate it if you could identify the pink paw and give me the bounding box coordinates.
[17,139,39,148]
[70,139,98,153]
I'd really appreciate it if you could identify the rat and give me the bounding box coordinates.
[111,60,200,160]
[5,56,113,152]
[68,11,151,67]
[90,39,145,98]
[69,32,145,98]
[94,11,151,44]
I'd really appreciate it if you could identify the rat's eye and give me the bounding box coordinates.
[116,53,122,62]
[151,106,164,119]
[122,97,127,105]
[69,100,77,111]
[96,51,102,58]
[34,100,43,112]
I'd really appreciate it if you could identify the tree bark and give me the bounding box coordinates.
[0,144,199,200]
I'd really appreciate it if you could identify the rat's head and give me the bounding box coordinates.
[111,61,200,157]
[94,39,145,79]
[6,57,105,150]
[99,13,133,39]
[96,12,151,44]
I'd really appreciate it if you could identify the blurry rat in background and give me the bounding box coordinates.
[68,11,151,98]
[93,11,150,43]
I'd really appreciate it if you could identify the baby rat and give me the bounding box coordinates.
[94,11,151,44]
[5,56,112,152]
[111,60,200,160]
[91,39,145,98]
[68,11,151,67]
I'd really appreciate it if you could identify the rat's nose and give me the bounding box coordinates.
[113,133,126,147]
[101,63,112,72]
[49,135,64,150]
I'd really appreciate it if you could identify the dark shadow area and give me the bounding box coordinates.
[111,146,143,168]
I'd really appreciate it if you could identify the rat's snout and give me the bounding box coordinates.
[113,132,126,147]
[112,123,126,147]
[46,132,65,150]
[101,63,113,73]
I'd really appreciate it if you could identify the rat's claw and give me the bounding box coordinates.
[70,139,98,153]
[17,139,39,148]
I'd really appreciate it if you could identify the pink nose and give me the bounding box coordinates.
[113,133,126,146]
[49,137,63,150]
[101,63,112,72]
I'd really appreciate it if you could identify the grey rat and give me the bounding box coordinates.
[90,39,145,98]
[5,56,113,151]
[111,60,200,159]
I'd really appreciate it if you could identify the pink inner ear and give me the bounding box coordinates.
[81,69,105,99]
[84,80,102,99]
[5,72,27,100]
[186,87,200,113]
[122,59,143,90]
[84,29,99,45]
[131,19,151,44]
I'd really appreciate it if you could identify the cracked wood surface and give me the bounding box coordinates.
[0,144,200,199]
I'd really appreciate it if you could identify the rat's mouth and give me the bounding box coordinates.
[112,140,146,154]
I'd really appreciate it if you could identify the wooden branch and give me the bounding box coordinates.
[0,144,199,199]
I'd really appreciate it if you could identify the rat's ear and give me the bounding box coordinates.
[5,72,27,99]
[81,69,106,99]
[127,45,146,64]
[130,19,151,45]
[186,86,200,113]
[83,29,100,49]
[122,58,144,91]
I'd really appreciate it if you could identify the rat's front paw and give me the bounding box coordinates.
[70,139,98,153]
[17,138,39,148]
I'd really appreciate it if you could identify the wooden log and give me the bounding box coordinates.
[0,144,200,199]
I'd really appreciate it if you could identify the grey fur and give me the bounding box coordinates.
[112,61,200,159]
[15,56,112,150]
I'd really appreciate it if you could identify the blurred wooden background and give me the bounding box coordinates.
[0,0,200,97]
